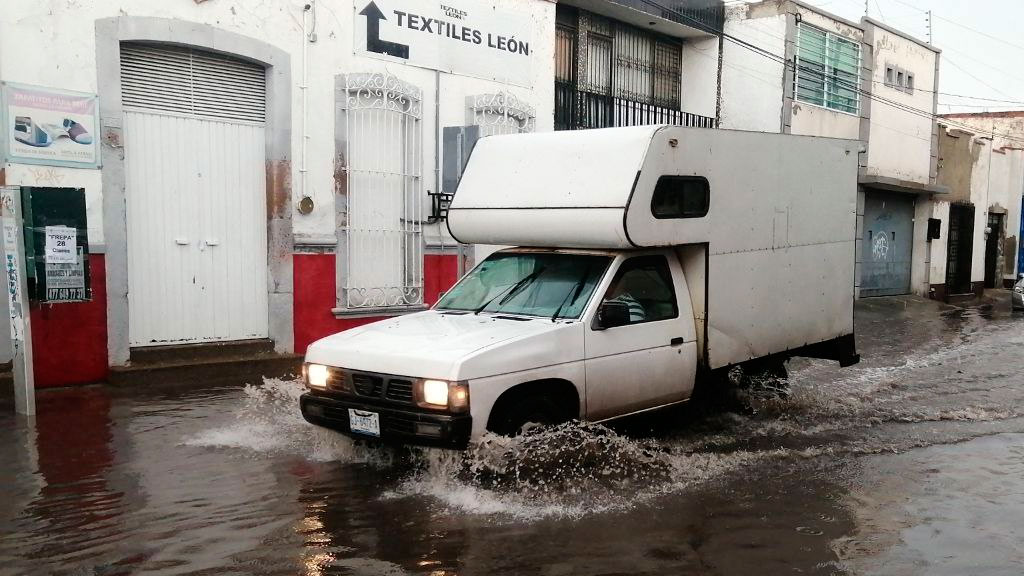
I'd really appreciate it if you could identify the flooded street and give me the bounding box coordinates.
[2,295,1024,575]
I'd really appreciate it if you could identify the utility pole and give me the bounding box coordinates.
[865,0,869,17]
[926,10,933,44]
[1,186,35,415]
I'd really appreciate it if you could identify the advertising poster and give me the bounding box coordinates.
[44,247,87,302]
[2,82,100,168]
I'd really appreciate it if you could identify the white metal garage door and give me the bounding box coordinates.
[121,44,268,346]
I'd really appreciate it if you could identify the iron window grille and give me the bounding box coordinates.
[336,73,424,311]
[795,23,861,115]
[554,7,716,131]
[467,92,536,137]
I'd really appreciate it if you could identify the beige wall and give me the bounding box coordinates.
[864,24,937,184]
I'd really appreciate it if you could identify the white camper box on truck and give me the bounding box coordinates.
[300,126,860,448]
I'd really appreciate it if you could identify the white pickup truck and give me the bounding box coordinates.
[300,126,860,448]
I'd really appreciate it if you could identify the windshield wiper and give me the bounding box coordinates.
[550,263,594,322]
[473,267,546,315]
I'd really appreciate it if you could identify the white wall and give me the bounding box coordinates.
[864,25,936,184]
[968,139,994,283]
[910,197,933,296]
[930,199,949,287]
[0,0,556,248]
[681,35,720,119]
[789,103,860,139]
[719,5,786,132]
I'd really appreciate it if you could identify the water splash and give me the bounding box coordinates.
[183,378,398,465]
[387,422,791,520]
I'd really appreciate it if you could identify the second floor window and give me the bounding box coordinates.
[795,23,861,115]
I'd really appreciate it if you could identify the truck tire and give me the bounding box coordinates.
[490,395,567,437]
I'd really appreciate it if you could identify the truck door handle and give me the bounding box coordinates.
[670,337,685,346]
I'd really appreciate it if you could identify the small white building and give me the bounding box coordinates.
[720,1,947,298]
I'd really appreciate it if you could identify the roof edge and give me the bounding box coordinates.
[861,16,939,53]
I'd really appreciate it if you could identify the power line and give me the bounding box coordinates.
[640,0,1024,146]
[942,56,1013,100]
[886,0,1024,54]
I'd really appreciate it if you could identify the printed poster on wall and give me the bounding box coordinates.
[354,0,534,87]
[44,225,77,264]
[45,247,87,302]
[1,82,100,168]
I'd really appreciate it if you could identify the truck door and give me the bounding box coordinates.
[584,254,697,421]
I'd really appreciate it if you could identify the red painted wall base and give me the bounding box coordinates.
[30,254,109,387]
[293,253,460,355]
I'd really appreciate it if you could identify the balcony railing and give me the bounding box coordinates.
[555,83,717,131]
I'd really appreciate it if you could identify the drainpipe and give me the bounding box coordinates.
[301,2,317,211]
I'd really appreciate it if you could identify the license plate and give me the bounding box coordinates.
[348,409,380,437]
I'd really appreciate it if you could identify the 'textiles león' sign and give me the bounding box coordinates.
[354,0,535,86]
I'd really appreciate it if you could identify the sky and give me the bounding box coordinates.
[738,0,1024,113]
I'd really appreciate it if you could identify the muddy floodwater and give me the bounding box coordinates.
[2,295,1024,575]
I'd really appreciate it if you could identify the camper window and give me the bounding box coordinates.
[651,176,710,219]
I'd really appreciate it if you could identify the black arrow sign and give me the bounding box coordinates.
[360,1,409,59]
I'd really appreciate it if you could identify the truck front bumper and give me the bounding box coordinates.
[300,392,472,449]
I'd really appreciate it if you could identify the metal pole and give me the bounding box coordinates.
[2,186,35,415]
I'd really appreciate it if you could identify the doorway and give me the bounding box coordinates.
[121,43,269,346]
[945,203,976,295]
[861,192,914,297]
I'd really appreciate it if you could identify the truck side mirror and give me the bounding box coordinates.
[595,300,631,330]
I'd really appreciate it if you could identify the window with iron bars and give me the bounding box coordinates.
[795,23,861,115]
[335,73,424,312]
[555,7,714,131]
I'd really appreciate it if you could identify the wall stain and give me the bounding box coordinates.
[265,159,292,220]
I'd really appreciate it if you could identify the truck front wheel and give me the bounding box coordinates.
[489,395,568,437]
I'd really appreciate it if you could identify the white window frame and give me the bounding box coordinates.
[466,91,536,137]
[794,23,862,116]
[335,73,424,313]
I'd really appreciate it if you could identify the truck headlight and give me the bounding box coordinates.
[422,379,449,406]
[306,363,329,389]
[418,379,470,413]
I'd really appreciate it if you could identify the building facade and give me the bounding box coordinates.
[720,0,945,299]
[0,0,556,387]
[553,0,723,132]
[933,116,1024,296]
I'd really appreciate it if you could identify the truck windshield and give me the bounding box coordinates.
[436,252,611,319]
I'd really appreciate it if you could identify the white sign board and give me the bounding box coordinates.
[45,225,77,264]
[2,82,100,168]
[354,0,534,87]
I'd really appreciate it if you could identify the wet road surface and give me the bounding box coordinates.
[1,294,1023,575]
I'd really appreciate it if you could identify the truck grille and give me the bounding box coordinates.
[343,371,415,406]
[352,373,383,397]
[385,379,414,402]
